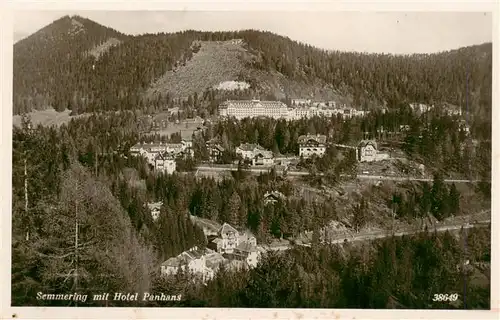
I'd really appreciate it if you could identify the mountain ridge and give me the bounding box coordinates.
[13,15,492,119]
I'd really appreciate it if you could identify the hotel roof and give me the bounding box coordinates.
[220,100,288,109]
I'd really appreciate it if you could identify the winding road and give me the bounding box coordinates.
[263,211,491,251]
[196,165,481,183]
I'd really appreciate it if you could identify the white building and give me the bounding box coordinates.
[357,140,390,162]
[458,120,470,134]
[298,134,327,158]
[147,202,162,221]
[206,224,263,270]
[263,191,286,204]
[213,223,240,254]
[409,103,433,114]
[219,99,369,121]
[238,230,257,246]
[327,101,337,108]
[253,150,274,166]
[154,153,176,174]
[233,242,262,268]
[399,124,411,132]
[130,140,193,170]
[236,143,274,165]
[445,106,462,117]
[219,100,289,120]
[160,247,221,283]
[291,98,311,106]
[206,139,225,163]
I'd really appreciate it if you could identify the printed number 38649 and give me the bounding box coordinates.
[433,293,459,302]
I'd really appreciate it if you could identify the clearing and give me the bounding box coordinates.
[146,39,253,99]
[12,108,90,128]
[145,39,352,103]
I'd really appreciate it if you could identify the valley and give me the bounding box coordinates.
[10,13,493,310]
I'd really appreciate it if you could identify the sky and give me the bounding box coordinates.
[13,11,492,54]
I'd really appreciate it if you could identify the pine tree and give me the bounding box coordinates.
[448,184,460,215]
[227,191,242,226]
[431,173,448,220]
[352,199,367,233]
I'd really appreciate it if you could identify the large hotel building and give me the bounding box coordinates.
[218,100,367,120]
[218,100,290,120]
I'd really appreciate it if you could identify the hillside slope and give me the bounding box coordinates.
[13,15,129,113]
[145,38,348,104]
[13,16,492,119]
[147,39,251,98]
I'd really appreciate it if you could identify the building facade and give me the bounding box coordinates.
[235,143,274,165]
[147,202,162,221]
[298,134,327,158]
[154,153,176,174]
[357,140,378,162]
[160,247,218,283]
[219,100,289,120]
[219,99,369,121]
[216,223,240,254]
[357,140,390,162]
[263,191,286,204]
[206,139,225,163]
[130,139,193,172]
[253,150,274,166]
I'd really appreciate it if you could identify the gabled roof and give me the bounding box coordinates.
[161,254,191,267]
[161,257,180,267]
[181,250,204,260]
[147,202,163,210]
[218,223,238,235]
[155,152,176,161]
[358,139,378,149]
[237,143,265,152]
[264,191,285,200]
[211,238,222,244]
[297,134,327,145]
[208,143,225,152]
[254,150,273,159]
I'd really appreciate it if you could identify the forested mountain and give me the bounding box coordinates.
[13,15,492,119]
[12,112,491,308]
[171,227,491,309]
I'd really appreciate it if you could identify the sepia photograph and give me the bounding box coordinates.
[2,0,498,318]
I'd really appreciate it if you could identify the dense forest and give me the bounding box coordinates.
[12,14,491,309]
[163,227,491,309]
[12,109,491,308]
[192,107,490,181]
[14,15,492,120]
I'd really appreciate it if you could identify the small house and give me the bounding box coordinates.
[263,191,286,204]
